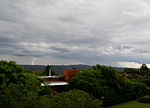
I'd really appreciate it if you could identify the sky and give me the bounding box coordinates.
[1,0,150,67]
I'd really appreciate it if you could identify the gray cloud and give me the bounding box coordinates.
[1,0,150,66]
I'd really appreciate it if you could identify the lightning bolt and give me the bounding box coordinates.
[32,57,37,65]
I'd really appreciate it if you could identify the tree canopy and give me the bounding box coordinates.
[69,64,149,107]
[43,65,54,76]
[140,64,149,71]
[0,60,103,108]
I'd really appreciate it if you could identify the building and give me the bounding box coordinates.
[40,69,79,92]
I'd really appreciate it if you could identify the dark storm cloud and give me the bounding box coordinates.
[0,36,17,43]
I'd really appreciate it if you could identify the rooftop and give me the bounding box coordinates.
[41,81,68,86]
[39,76,64,79]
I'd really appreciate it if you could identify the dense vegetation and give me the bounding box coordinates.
[69,64,150,107]
[138,96,150,103]
[1,60,150,108]
[0,60,102,108]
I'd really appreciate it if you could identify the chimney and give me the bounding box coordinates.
[49,69,52,76]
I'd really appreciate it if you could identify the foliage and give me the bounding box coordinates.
[37,89,102,108]
[0,60,25,87]
[134,82,149,97]
[124,68,140,74]
[43,65,54,76]
[140,64,149,71]
[138,96,150,103]
[124,64,150,76]
[0,85,103,108]
[139,76,150,87]
[0,60,44,107]
[92,64,120,89]
[69,68,103,99]
[69,65,121,106]
[24,68,43,76]
[53,72,63,76]
[0,60,103,108]
[69,64,150,107]
[119,80,136,101]
[1,60,150,108]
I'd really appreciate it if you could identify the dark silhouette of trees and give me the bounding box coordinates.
[43,65,54,76]
[140,64,149,71]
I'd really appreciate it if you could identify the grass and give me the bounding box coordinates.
[108,100,150,108]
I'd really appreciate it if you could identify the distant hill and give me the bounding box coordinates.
[113,67,124,71]
[20,64,92,73]
[21,65,46,72]
[21,64,125,73]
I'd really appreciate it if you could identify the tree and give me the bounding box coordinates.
[0,60,102,108]
[69,64,150,107]
[140,64,149,71]
[24,68,43,76]
[37,89,102,108]
[43,65,54,76]
[0,60,25,87]
[124,68,139,74]
[69,68,104,99]
[0,60,43,107]
[69,65,122,106]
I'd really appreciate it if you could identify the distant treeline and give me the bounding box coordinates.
[21,64,125,73]
[21,64,92,73]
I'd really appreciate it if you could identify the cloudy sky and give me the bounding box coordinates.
[1,0,150,67]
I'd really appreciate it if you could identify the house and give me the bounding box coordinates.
[40,69,79,92]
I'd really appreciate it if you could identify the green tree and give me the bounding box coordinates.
[0,60,25,87]
[139,64,150,75]
[124,68,139,74]
[92,64,120,88]
[69,64,150,107]
[43,65,54,76]
[37,89,102,108]
[0,60,44,107]
[0,60,102,108]
[69,65,121,106]
[24,68,43,76]
[140,64,149,71]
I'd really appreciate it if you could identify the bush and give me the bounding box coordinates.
[36,89,103,108]
[119,80,136,102]
[53,89,102,108]
[140,76,150,87]
[69,65,122,106]
[134,82,149,98]
[138,96,150,103]
[124,68,139,74]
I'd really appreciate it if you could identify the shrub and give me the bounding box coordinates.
[124,68,139,74]
[37,89,103,108]
[138,96,150,103]
[69,65,121,106]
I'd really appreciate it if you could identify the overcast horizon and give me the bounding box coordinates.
[1,0,150,68]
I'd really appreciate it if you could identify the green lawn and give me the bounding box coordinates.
[108,100,150,108]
